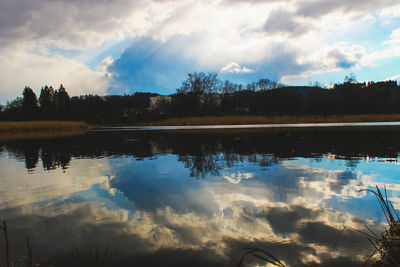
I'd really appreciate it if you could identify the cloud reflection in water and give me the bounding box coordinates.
[1,129,400,266]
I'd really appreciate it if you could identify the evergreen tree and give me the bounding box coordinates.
[55,84,70,118]
[22,86,38,120]
[39,85,55,119]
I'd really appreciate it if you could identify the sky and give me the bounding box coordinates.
[1,0,400,103]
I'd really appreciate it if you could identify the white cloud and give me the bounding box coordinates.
[386,74,400,81]
[0,157,112,208]
[365,46,400,64]
[281,43,367,83]
[99,56,115,78]
[1,0,400,98]
[222,171,255,183]
[220,62,254,74]
[0,46,109,103]
[0,153,386,265]
[379,4,400,19]
[384,28,400,45]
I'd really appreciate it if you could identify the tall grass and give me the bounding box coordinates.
[333,186,400,266]
[0,121,89,133]
[73,245,110,267]
[237,185,400,267]
[145,114,400,126]
[237,247,286,267]
[361,186,400,266]
[0,220,110,267]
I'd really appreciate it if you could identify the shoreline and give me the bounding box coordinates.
[141,114,400,126]
[2,114,400,134]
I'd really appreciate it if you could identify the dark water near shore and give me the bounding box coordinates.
[1,126,400,266]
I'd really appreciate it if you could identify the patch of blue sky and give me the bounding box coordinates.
[23,181,136,216]
[85,37,133,70]
[286,70,351,86]
[288,56,400,86]
[106,37,199,95]
[108,154,194,182]
[326,193,387,222]
[213,158,279,183]
[27,38,134,74]
[67,183,135,212]
[288,17,400,86]
[324,16,400,50]
[219,72,257,86]
[108,154,223,215]
[220,70,278,86]
[358,56,400,81]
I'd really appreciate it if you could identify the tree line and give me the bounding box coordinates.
[1,72,400,123]
[1,85,70,121]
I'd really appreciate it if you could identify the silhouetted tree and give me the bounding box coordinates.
[221,80,237,95]
[177,72,222,95]
[22,86,38,120]
[0,104,3,120]
[344,73,357,83]
[2,75,400,123]
[176,72,222,115]
[256,78,277,91]
[39,85,55,118]
[5,97,23,110]
[54,84,70,118]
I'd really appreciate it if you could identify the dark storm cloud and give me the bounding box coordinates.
[266,205,321,235]
[263,9,311,36]
[329,171,358,193]
[220,0,284,5]
[0,0,143,46]
[328,49,361,69]
[224,235,368,266]
[295,0,399,18]
[0,205,228,267]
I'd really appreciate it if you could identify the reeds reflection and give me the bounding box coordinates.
[0,127,399,266]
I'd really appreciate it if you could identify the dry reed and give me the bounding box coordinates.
[0,121,89,133]
[145,114,400,126]
[334,186,400,266]
[361,186,400,266]
[237,247,286,267]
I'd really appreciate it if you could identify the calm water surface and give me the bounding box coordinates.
[1,127,400,266]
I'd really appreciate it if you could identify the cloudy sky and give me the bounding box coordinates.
[1,0,400,102]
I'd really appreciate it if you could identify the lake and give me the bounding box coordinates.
[1,126,400,266]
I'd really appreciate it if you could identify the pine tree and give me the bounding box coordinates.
[22,86,38,120]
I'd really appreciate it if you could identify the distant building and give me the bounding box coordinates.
[149,95,172,110]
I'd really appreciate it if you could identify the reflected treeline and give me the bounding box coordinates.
[2,127,400,175]
[4,140,72,172]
